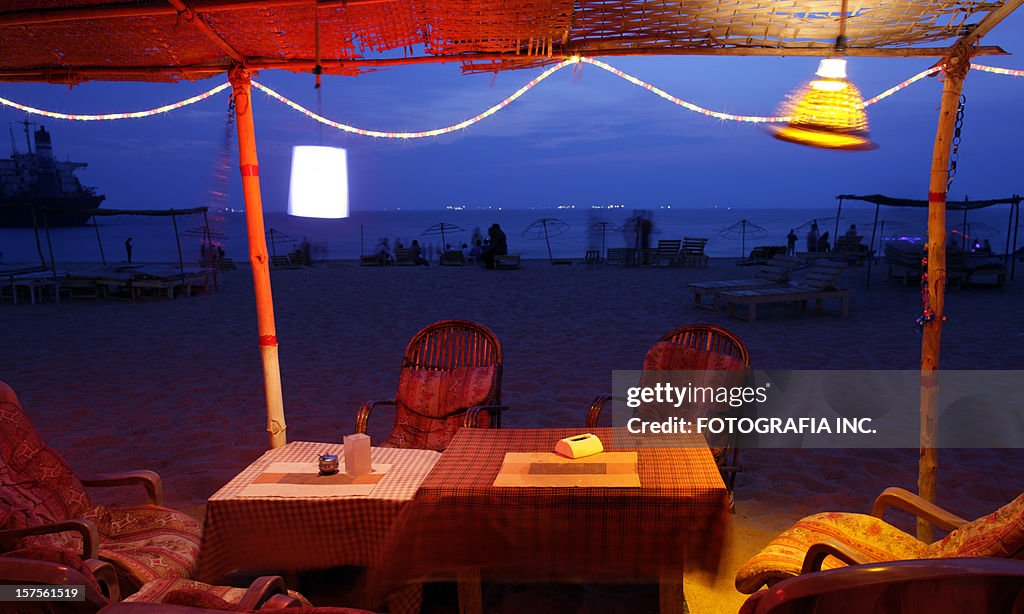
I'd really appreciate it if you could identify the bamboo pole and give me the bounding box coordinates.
[229,66,287,449]
[171,213,185,284]
[93,215,106,265]
[866,203,879,288]
[918,50,969,542]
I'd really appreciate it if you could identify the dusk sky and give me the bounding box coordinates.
[2,9,1023,214]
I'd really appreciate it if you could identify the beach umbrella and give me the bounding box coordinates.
[718,219,769,257]
[265,228,295,257]
[421,222,466,249]
[523,218,570,262]
[588,221,622,260]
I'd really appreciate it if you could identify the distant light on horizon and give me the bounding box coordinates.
[288,146,349,219]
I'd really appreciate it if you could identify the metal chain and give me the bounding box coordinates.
[919,94,965,331]
[946,94,966,192]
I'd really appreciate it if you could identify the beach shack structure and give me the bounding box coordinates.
[2,0,1022,538]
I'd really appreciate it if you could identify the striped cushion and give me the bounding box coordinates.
[925,492,1024,559]
[734,512,928,593]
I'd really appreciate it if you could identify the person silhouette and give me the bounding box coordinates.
[125,237,133,263]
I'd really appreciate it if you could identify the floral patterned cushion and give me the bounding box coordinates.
[85,505,202,591]
[0,382,92,542]
[734,512,929,594]
[384,366,498,451]
[0,381,202,592]
[643,343,746,373]
[638,344,747,420]
[127,577,311,608]
[924,492,1024,559]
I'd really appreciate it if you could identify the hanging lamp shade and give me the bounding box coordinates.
[288,146,350,218]
[770,58,876,151]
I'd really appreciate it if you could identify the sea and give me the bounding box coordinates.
[0,204,1017,266]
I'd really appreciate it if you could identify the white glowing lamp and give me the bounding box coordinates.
[288,146,349,218]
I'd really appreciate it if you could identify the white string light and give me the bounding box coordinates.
[0,83,230,120]
[0,60,1020,133]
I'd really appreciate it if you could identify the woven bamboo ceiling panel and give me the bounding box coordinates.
[0,0,1016,83]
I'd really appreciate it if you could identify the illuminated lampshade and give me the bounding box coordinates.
[288,146,349,218]
[769,58,876,151]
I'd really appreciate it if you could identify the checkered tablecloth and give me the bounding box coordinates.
[371,428,731,597]
[195,441,440,583]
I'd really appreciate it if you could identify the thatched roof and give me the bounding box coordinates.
[0,0,1020,84]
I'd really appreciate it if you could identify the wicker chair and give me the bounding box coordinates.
[586,324,750,492]
[0,381,202,594]
[356,320,506,451]
[739,558,1024,614]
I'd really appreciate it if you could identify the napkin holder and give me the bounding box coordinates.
[344,433,372,476]
[554,433,603,459]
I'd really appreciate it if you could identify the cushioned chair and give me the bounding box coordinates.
[0,546,306,613]
[739,557,1024,614]
[736,486,1024,594]
[586,324,750,492]
[355,320,506,451]
[0,381,202,593]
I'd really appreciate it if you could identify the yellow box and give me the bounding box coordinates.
[554,433,604,459]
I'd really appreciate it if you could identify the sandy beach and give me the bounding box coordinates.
[3,258,1023,612]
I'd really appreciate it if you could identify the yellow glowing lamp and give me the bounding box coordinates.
[288,146,350,218]
[770,58,876,151]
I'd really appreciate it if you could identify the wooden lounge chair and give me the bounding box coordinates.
[494,254,520,269]
[0,547,308,612]
[719,260,852,322]
[355,320,507,451]
[735,486,1024,594]
[651,239,682,267]
[682,237,709,267]
[687,254,803,309]
[606,248,636,266]
[833,235,873,265]
[440,250,465,266]
[393,248,415,266]
[0,381,202,594]
[584,250,601,266]
[587,324,749,493]
[270,254,302,269]
[737,246,788,267]
[740,558,1024,614]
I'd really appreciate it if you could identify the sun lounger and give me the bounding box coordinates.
[651,239,682,267]
[495,254,521,269]
[606,248,636,266]
[270,254,302,269]
[393,248,415,266]
[688,254,803,309]
[440,250,466,266]
[736,486,1024,594]
[737,246,788,267]
[833,235,873,265]
[682,237,709,267]
[719,260,852,321]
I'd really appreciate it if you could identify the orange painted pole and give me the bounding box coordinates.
[918,48,969,541]
[229,66,287,449]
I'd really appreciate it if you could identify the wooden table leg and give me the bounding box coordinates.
[456,568,483,614]
[659,566,685,614]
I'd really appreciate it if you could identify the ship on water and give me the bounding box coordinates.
[0,122,105,227]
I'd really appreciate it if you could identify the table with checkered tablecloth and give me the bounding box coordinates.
[195,441,440,583]
[370,427,731,608]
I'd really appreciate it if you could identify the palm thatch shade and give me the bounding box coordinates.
[0,1,1016,84]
